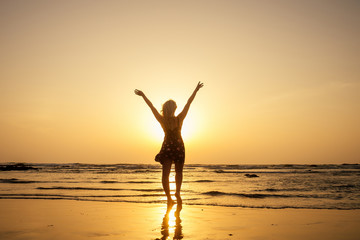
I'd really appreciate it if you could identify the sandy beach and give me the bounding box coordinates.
[0,199,359,240]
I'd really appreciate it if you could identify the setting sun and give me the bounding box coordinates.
[147,117,194,142]
[140,97,205,146]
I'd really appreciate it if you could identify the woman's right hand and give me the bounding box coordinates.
[134,89,144,96]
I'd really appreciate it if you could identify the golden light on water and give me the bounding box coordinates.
[160,202,183,239]
[167,208,177,231]
[169,174,176,194]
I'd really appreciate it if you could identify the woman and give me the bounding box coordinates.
[134,82,204,206]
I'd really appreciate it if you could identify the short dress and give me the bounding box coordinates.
[155,117,185,165]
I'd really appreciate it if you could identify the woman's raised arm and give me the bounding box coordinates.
[134,89,162,122]
[178,82,204,121]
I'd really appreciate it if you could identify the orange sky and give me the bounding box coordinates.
[0,0,359,164]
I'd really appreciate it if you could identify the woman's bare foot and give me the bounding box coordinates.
[167,198,175,207]
[175,202,182,217]
[175,192,182,205]
[165,199,175,216]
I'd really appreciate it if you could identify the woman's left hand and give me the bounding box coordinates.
[196,82,204,91]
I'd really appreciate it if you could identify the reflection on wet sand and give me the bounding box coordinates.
[158,203,183,240]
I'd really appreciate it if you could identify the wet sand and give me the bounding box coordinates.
[0,199,359,240]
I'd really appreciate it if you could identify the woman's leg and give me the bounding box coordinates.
[174,160,184,205]
[162,159,173,205]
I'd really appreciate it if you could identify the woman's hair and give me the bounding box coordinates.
[161,100,177,118]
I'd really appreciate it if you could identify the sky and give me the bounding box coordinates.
[0,0,359,164]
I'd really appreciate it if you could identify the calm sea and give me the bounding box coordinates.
[1,163,359,210]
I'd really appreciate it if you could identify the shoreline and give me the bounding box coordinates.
[1,199,359,240]
[1,197,359,210]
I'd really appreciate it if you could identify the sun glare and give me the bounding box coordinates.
[145,113,201,143]
[181,120,191,141]
[152,121,165,141]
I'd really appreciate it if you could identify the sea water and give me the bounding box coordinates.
[1,163,359,209]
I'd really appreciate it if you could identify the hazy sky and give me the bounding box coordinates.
[1,0,359,164]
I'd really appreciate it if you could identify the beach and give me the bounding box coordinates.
[1,199,359,240]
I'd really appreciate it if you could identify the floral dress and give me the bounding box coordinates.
[155,117,185,164]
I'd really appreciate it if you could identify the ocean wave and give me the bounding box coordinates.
[0,195,358,210]
[185,202,360,210]
[331,171,360,176]
[100,180,119,184]
[0,178,38,184]
[0,193,163,198]
[182,180,215,183]
[99,180,158,184]
[3,163,359,175]
[188,163,360,171]
[37,186,165,192]
[194,180,215,182]
[333,184,356,189]
[202,191,287,198]
[257,188,310,192]
[127,181,158,183]
[35,186,197,194]
[38,186,126,191]
[213,170,327,174]
[3,163,360,171]
[202,191,341,199]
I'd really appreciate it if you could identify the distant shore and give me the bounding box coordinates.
[0,199,359,240]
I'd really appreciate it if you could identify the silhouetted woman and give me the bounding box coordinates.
[134,82,204,206]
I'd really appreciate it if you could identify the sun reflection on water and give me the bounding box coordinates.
[168,207,177,229]
[169,173,176,194]
[158,204,183,240]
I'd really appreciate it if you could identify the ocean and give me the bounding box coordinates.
[1,163,359,210]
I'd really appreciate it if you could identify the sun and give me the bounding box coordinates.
[143,106,204,145]
[181,109,203,142]
[148,116,197,142]
[180,119,192,141]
